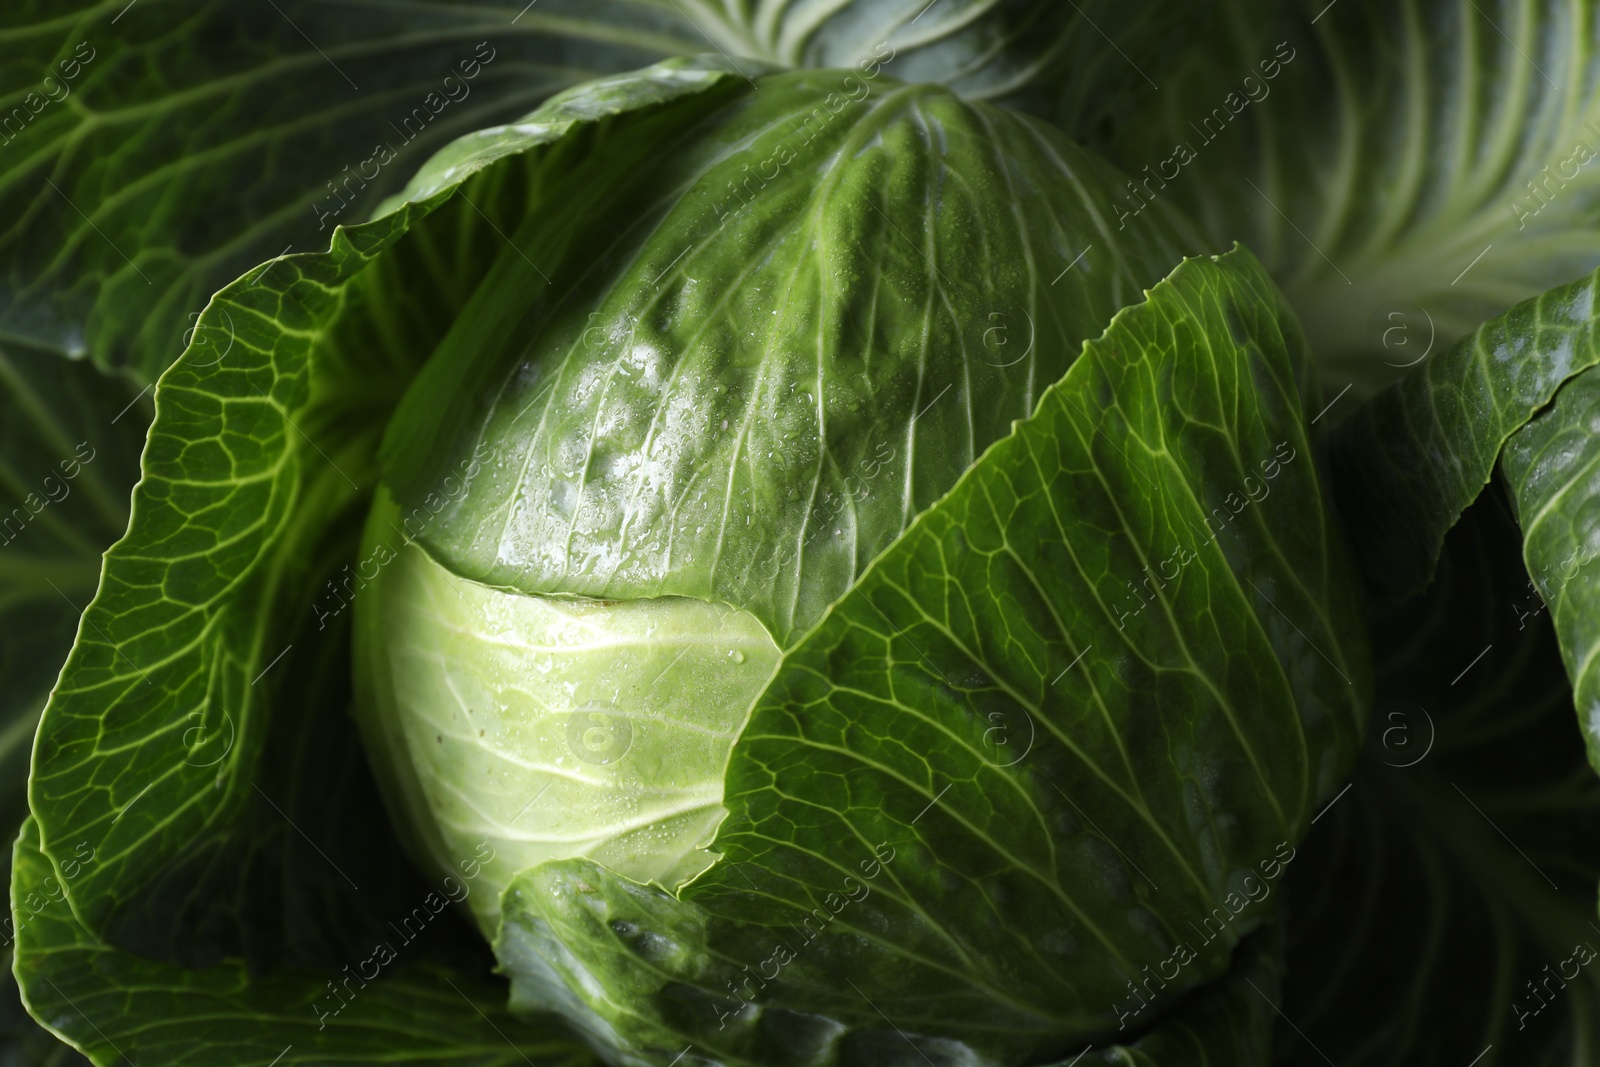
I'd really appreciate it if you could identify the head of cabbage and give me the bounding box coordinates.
[350,61,1363,1067]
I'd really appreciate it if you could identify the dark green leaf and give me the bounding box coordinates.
[0,343,145,796]
[1082,923,1284,1067]
[0,0,696,382]
[1502,364,1600,770]
[1331,267,1600,602]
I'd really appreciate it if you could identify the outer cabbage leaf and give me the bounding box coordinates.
[492,247,1369,1066]
[0,342,145,840]
[1332,267,1600,603]
[1276,493,1600,1066]
[1111,0,1600,395]
[1502,365,1600,772]
[15,58,756,1065]
[1329,264,1600,770]
[0,0,1181,383]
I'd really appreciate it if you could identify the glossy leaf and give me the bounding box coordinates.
[1502,364,1600,769]
[1331,266,1600,602]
